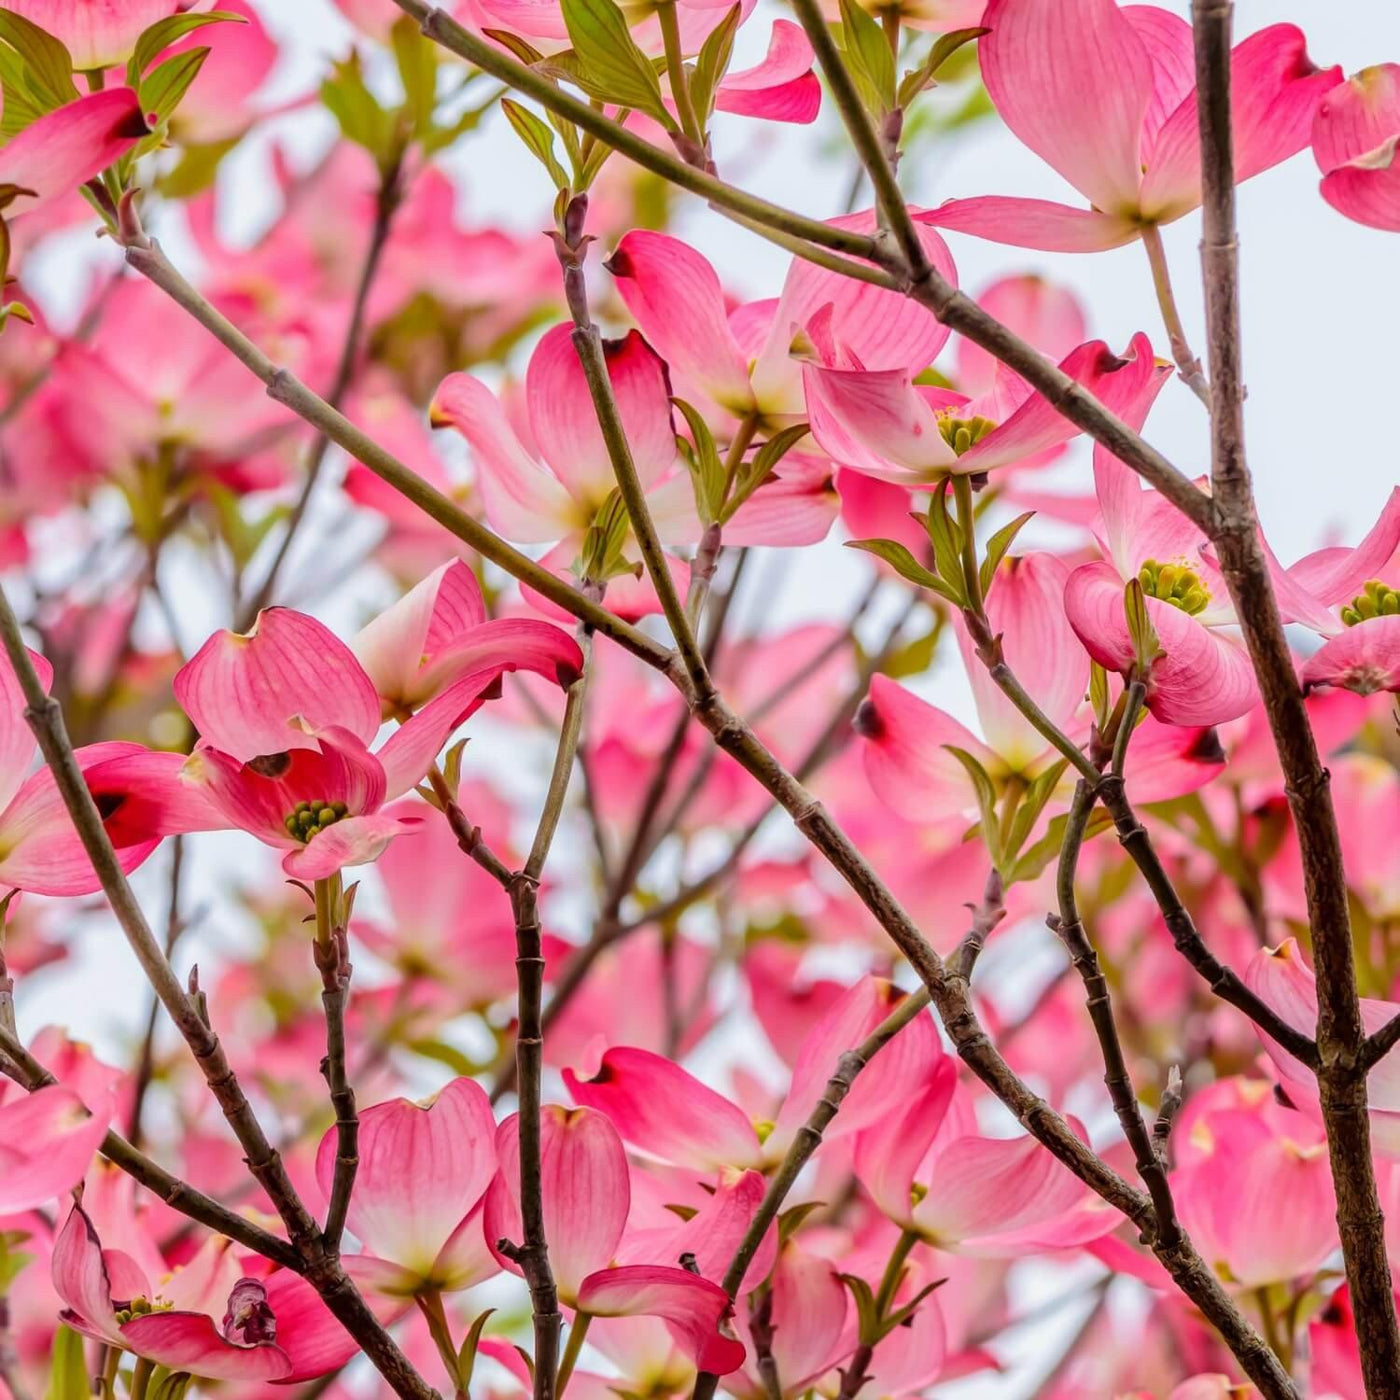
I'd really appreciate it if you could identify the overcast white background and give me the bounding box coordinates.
[13,1,1400,1394]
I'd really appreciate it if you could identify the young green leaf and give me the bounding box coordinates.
[943,744,1003,869]
[0,11,76,110]
[559,0,673,125]
[918,481,967,604]
[844,538,959,603]
[673,397,725,524]
[457,1308,497,1394]
[140,47,211,128]
[690,2,741,124]
[896,25,988,107]
[126,10,245,85]
[720,422,810,522]
[1004,758,1069,859]
[391,14,440,133]
[978,509,1035,597]
[44,1326,88,1400]
[837,0,895,117]
[1088,660,1110,734]
[1123,577,1163,670]
[483,28,548,64]
[501,98,571,190]
[320,53,398,164]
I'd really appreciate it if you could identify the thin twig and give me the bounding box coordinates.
[1140,224,1211,407]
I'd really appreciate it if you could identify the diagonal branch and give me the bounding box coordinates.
[1190,3,1400,1390]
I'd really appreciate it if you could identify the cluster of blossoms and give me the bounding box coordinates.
[0,1,1397,1400]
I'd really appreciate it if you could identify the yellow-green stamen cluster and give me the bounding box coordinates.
[1138,558,1210,616]
[114,1295,173,1324]
[937,414,996,455]
[1340,579,1399,627]
[284,799,348,842]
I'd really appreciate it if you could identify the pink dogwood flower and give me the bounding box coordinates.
[1274,487,1400,697]
[314,1077,500,1297]
[0,89,147,218]
[53,1205,305,1381]
[0,1082,112,1213]
[153,601,579,878]
[803,328,1162,486]
[1065,384,1260,726]
[921,0,1341,252]
[3,2,178,70]
[1313,64,1400,232]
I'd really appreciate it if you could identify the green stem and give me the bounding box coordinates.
[951,474,982,614]
[873,1228,918,1316]
[130,1359,155,1400]
[555,1313,592,1396]
[1140,224,1210,407]
[417,1292,465,1399]
[657,0,702,145]
[881,7,900,54]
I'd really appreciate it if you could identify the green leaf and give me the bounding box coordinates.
[127,10,245,85]
[0,45,48,139]
[896,25,987,107]
[559,0,672,125]
[837,0,895,117]
[689,2,741,123]
[45,1327,88,1400]
[581,489,634,583]
[978,509,1035,597]
[0,1227,32,1294]
[673,398,725,525]
[875,1278,946,1341]
[405,1038,491,1076]
[483,29,548,64]
[777,1200,825,1247]
[320,52,398,164]
[917,481,967,605]
[1005,759,1068,860]
[845,538,958,602]
[1123,577,1162,669]
[419,87,500,156]
[457,1308,497,1393]
[148,1369,194,1400]
[0,12,76,110]
[944,744,1002,869]
[1088,660,1110,734]
[391,14,440,133]
[500,98,570,191]
[838,1273,881,1346]
[720,422,811,523]
[1010,810,1113,884]
[140,47,211,127]
[879,615,945,679]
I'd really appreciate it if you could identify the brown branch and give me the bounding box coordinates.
[0,591,439,1400]
[315,890,358,1254]
[236,157,405,628]
[1191,4,1400,1389]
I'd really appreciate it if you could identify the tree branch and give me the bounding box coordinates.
[1191,4,1400,1388]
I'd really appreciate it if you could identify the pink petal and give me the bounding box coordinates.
[431,1195,502,1292]
[715,21,820,124]
[1126,6,1197,156]
[1313,64,1400,175]
[1139,25,1343,224]
[0,1085,111,1213]
[753,213,956,413]
[1116,714,1226,804]
[802,363,957,485]
[120,1311,292,1382]
[609,231,755,416]
[719,453,839,546]
[527,324,677,498]
[564,1047,762,1172]
[1301,616,1400,696]
[352,559,488,712]
[1319,153,1400,232]
[980,0,1155,213]
[576,1265,746,1375]
[855,674,1001,824]
[1063,561,1259,726]
[4,1,177,69]
[485,1105,631,1303]
[772,977,944,1151]
[315,1077,498,1279]
[414,617,585,705]
[0,742,172,896]
[918,197,1139,252]
[175,609,382,762]
[281,810,422,879]
[1286,487,1400,607]
[853,1065,958,1227]
[956,275,1086,399]
[51,1204,127,1347]
[759,1243,851,1389]
[430,373,576,541]
[957,333,1162,475]
[261,1268,388,1382]
[0,90,148,216]
[0,645,50,813]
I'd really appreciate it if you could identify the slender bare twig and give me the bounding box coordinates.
[1190,2,1400,1388]
[316,878,358,1254]
[1140,224,1211,406]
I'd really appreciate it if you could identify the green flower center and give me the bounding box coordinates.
[1138,558,1210,615]
[937,414,996,455]
[115,1294,173,1324]
[283,800,349,842]
[1340,579,1399,627]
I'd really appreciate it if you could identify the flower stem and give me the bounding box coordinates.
[417,1292,465,1399]
[657,0,702,147]
[555,1312,592,1397]
[1140,223,1210,407]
